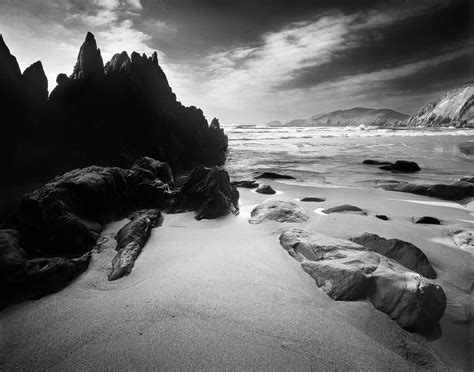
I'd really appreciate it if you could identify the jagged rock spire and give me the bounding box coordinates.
[0,34,22,82]
[104,51,131,74]
[71,32,104,79]
[23,61,48,105]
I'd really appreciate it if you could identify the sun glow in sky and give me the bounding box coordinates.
[0,0,472,124]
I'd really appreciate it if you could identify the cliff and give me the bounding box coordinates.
[404,82,473,128]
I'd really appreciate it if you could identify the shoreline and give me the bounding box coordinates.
[1,179,471,370]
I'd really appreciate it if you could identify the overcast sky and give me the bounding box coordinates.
[0,0,472,124]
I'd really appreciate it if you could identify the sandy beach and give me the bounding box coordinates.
[1,180,471,370]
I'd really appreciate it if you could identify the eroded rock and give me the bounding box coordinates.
[380,161,421,173]
[108,209,162,281]
[300,197,326,202]
[249,199,309,224]
[0,229,91,308]
[175,165,239,220]
[382,181,474,201]
[233,180,259,189]
[322,204,366,215]
[279,228,446,332]
[350,233,436,278]
[413,216,441,225]
[256,185,276,195]
[254,172,295,180]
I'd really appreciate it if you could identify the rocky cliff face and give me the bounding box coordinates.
[405,82,473,128]
[0,32,228,216]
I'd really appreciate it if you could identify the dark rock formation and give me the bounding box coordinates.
[0,157,240,307]
[350,233,437,278]
[5,157,173,258]
[379,161,421,173]
[363,160,392,166]
[375,214,389,220]
[0,32,228,220]
[382,180,474,201]
[0,35,49,206]
[175,166,239,220]
[300,197,326,202]
[71,32,104,79]
[254,172,295,180]
[232,180,259,189]
[280,228,446,332]
[322,205,366,215]
[413,216,441,225]
[109,209,162,281]
[0,229,90,308]
[459,176,474,183]
[255,185,276,195]
[249,199,309,224]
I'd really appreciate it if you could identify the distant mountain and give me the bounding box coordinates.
[283,107,408,127]
[404,82,473,128]
[263,120,283,126]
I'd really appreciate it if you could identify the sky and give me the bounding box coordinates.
[0,0,472,124]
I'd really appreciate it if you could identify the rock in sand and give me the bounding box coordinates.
[249,199,309,224]
[255,185,276,195]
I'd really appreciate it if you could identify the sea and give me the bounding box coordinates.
[225,125,474,188]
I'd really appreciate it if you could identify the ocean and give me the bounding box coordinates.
[225,125,474,187]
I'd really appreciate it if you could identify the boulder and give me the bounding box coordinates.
[379,160,421,173]
[363,160,392,166]
[0,229,91,308]
[254,172,295,180]
[108,209,162,281]
[413,216,441,225]
[175,166,239,220]
[232,180,259,189]
[300,197,326,202]
[459,176,474,183]
[375,214,389,221]
[279,228,446,332]
[249,199,309,224]
[382,180,474,201]
[322,204,366,215]
[350,233,437,278]
[5,157,173,257]
[255,185,276,195]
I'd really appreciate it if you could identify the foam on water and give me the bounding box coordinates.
[225,125,474,187]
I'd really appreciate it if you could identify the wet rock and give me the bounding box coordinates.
[452,230,473,251]
[131,156,174,186]
[350,233,437,278]
[413,216,441,225]
[279,228,446,332]
[381,180,474,201]
[322,204,366,215]
[249,199,309,224]
[232,180,259,189]
[300,197,326,202]
[363,160,392,166]
[108,209,162,281]
[175,166,239,220]
[256,185,276,195]
[379,161,421,173]
[254,172,295,180]
[459,176,474,183]
[0,229,91,308]
[375,214,389,221]
[5,157,173,257]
